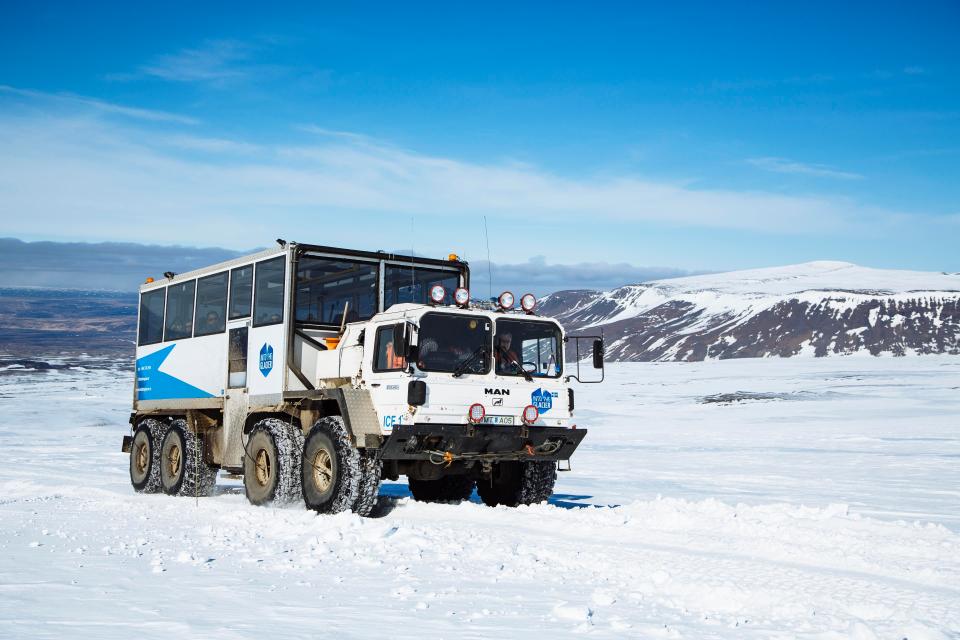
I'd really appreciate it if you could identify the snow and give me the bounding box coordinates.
[1,356,959,638]
[560,263,960,343]
[649,261,960,296]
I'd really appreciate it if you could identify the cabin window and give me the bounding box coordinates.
[494,319,563,378]
[383,265,460,308]
[194,272,228,336]
[164,280,196,341]
[253,257,285,326]
[373,325,407,372]
[228,326,248,388]
[229,265,253,319]
[295,256,378,325]
[138,288,166,346]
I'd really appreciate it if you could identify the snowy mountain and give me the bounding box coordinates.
[539,261,960,361]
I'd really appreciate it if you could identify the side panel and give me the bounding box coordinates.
[135,334,226,402]
[246,323,285,404]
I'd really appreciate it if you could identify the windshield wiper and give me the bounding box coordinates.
[507,356,534,382]
[452,346,487,378]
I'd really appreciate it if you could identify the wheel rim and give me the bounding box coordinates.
[135,441,149,475]
[255,448,272,487]
[167,443,181,477]
[312,449,333,493]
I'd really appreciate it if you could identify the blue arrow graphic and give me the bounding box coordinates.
[136,344,215,401]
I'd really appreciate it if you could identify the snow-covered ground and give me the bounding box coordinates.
[1,356,958,638]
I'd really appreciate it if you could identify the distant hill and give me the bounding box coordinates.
[0,288,136,357]
[5,261,960,361]
[540,262,960,361]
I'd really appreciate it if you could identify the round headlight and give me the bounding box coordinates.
[454,287,470,307]
[429,284,446,304]
[520,293,537,313]
[498,291,515,310]
[522,404,539,425]
[468,403,485,424]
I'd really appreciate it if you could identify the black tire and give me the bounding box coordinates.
[301,416,360,514]
[353,449,383,517]
[160,419,218,497]
[129,419,165,493]
[243,418,304,506]
[477,461,556,507]
[408,475,476,503]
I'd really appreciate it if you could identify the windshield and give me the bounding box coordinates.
[416,313,491,374]
[494,319,563,378]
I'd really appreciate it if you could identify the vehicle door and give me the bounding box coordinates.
[363,322,412,434]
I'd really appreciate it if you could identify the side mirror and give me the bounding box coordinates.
[592,339,604,369]
[393,323,410,358]
[407,380,426,406]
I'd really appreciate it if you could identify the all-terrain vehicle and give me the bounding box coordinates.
[124,242,603,515]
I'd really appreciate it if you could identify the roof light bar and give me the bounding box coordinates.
[429,284,446,305]
[520,293,537,314]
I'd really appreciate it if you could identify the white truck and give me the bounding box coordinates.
[124,241,603,515]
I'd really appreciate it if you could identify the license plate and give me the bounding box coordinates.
[481,415,515,425]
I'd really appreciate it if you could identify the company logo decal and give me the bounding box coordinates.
[531,388,558,414]
[492,397,504,406]
[259,343,274,377]
[485,388,509,395]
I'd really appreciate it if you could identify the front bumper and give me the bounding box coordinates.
[379,424,587,462]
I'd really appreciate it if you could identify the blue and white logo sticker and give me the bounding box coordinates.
[259,343,274,377]
[531,388,558,414]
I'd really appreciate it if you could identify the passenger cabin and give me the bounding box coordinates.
[134,243,469,414]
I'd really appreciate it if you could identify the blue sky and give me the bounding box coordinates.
[1,1,958,281]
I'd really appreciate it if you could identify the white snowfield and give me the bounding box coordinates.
[656,261,960,296]
[1,356,959,639]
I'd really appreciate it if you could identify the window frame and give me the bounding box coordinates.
[382,263,463,309]
[228,264,254,320]
[162,279,197,343]
[415,311,492,375]
[193,271,229,338]
[494,318,564,379]
[137,287,166,346]
[372,324,408,373]
[252,256,286,328]
[294,254,381,328]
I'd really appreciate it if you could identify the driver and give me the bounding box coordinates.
[417,338,439,369]
[494,332,519,374]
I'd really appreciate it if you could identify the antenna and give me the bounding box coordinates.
[483,215,493,300]
[410,216,415,303]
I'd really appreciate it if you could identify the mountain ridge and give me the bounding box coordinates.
[540,262,960,361]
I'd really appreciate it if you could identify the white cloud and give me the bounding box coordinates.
[747,156,864,180]
[0,89,910,257]
[0,85,198,124]
[139,40,251,84]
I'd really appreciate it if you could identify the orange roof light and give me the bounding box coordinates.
[145,277,154,283]
[448,253,459,261]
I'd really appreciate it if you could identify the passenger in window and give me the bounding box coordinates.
[495,332,520,374]
[202,311,221,333]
